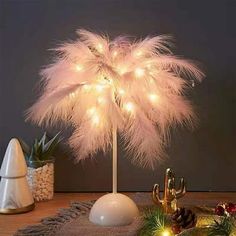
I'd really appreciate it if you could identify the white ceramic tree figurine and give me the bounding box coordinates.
[0,138,34,214]
[26,30,204,225]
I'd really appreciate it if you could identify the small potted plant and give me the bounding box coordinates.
[20,132,61,202]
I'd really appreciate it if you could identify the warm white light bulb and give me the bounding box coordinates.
[118,88,125,95]
[87,107,96,115]
[75,64,83,71]
[83,84,90,91]
[92,114,100,126]
[69,92,76,99]
[118,66,127,75]
[113,50,118,57]
[135,51,142,57]
[95,84,104,92]
[97,97,105,104]
[135,68,145,78]
[87,107,100,126]
[161,229,171,236]
[97,43,103,53]
[148,93,159,103]
[124,102,134,112]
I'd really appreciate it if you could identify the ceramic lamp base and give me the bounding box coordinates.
[89,193,139,226]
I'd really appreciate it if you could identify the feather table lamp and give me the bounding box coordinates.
[26,29,204,226]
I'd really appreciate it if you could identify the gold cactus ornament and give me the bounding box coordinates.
[152,168,186,213]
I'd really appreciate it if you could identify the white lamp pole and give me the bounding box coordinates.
[112,125,117,194]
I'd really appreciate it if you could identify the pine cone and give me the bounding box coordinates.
[171,208,197,230]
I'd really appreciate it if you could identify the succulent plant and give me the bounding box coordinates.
[20,132,61,168]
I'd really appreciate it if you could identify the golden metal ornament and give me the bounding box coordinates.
[152,168,186,213]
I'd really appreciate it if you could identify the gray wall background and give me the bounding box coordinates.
[0,0,235,192]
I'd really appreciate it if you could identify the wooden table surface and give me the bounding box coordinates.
[0,192,236,236]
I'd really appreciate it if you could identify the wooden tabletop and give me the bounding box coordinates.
[0,192,236,236]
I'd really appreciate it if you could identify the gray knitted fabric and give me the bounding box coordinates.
[14,193,151,236]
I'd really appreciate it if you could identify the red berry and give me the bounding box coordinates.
[172,224,181,234]
[215,205,225,216]
[226,203,236,213]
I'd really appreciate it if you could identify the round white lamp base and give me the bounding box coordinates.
[89,193,139,226]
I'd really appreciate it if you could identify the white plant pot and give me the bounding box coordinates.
[89,193,139,226]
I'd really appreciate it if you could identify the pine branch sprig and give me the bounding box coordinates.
[139,208,172,236]
[208,216,235,236]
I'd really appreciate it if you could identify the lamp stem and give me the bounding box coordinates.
[112,125,117,193]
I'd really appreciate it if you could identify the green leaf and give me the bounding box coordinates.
[38,141,43,157]
[39,132,47,146]
[25,132,61,163]
[18,138,30,155]
[33,138,39,153]
[28,147,40,162]
[40,132,61,161]
[207,216,234,236]
[43,132,61,151]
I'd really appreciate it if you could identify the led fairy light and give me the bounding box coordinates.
[148,93,159,103]
[87,107,101,127]
[75,64,83,71]
[87,107,96,115]
[95,84,105,92]
[26,29,204,226]
[118,88,125,95]
[97,43,103,53]
[112,50,118,57]
[161,229,172,236]
[97,97,105,105]
[134,67,145,78]
[135,51,142,57]
[82,84,90,91]
[69,92,76,99]
[124,102,135,113]
[91,114,100,126]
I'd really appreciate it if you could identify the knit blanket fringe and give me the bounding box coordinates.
[14,201,95,236]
